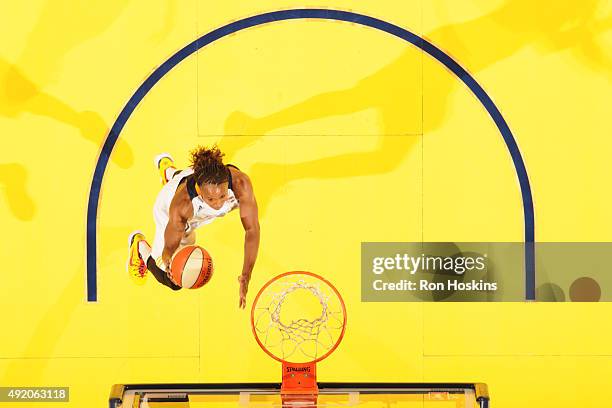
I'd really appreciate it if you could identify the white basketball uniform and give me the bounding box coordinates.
[150,166,239,261]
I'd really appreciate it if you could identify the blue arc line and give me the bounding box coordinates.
[86,8,535,301]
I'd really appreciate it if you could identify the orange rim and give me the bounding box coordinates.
[250,271,347,364]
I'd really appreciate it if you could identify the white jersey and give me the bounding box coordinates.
[150,167,239,259]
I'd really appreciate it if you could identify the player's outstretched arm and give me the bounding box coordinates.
[236,174,260,309]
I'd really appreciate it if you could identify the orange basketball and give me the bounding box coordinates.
[170,245,214,289]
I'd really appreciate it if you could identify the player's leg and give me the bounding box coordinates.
[147,232,185,291]
[146,256,181,291]
[145,234,183,291]
[154,153,178,185]
[127,229,182,290]
[127,230,151,285]
[146,203,184,290]
[145,230,195,290]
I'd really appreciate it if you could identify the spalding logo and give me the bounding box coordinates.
[286,366,310,373]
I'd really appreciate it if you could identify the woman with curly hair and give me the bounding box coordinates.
[126,145,259,308]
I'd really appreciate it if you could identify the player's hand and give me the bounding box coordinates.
[237,275,249,309]
[156,256,177,285]
[162,255,172,271]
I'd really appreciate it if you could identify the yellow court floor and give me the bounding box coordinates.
[1,1,611,407]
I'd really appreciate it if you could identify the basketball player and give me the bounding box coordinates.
[127,145,259,308]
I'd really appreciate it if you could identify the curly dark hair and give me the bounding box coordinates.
[190,145,229,186]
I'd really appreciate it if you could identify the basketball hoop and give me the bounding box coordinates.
[251,271,347,405]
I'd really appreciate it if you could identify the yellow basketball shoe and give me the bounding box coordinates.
[127,231,149,285]
[154,153,177,185]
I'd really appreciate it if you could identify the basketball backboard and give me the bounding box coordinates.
[109,382,490,408]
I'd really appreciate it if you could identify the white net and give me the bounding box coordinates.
[252,273,346,364]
